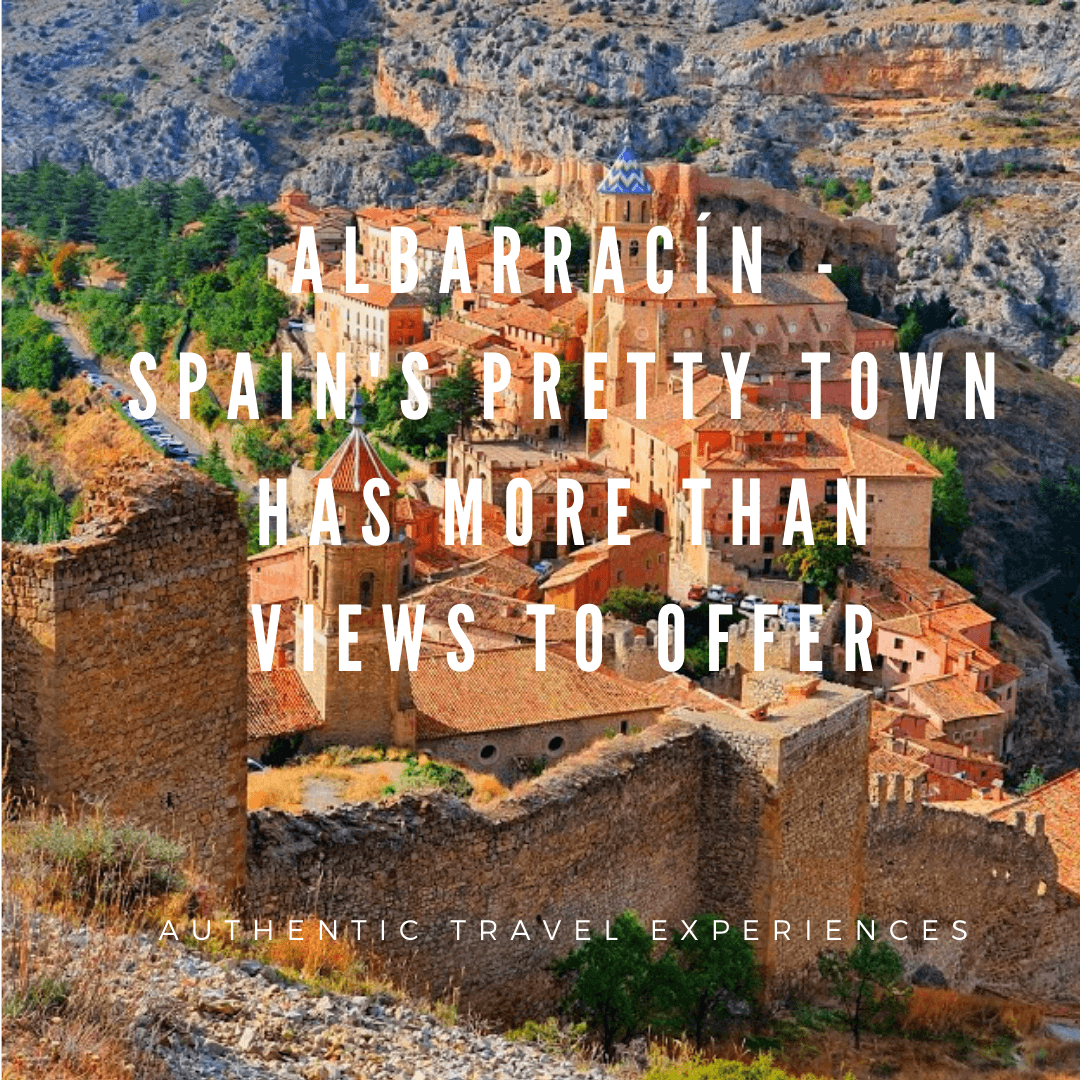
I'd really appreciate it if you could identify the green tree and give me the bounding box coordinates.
[897,309,922,352]
[196,441,236,489]
[778,516,858,594]
[600,586,667,625]
[669,913,761,1048]
[817,920,908,1048]
[1017,765,1046,795]
[433,355,492,440]
[2,455,74,544]
[550,911,682,1061]
[1,300,76,391]
[828,265,882,319]
[902,436,972,562]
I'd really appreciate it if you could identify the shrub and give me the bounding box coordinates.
[644,1054,841,1079]
[11,815,186,914]
[551,911,683,1060]
[2,455,74,544]
[670,913,761,1047]
[599,585,667,625]
[386,758,474,798]
[817,920,908,1047]
[406,152,458,182]
[192,387,223,430]
[1,300,76,391]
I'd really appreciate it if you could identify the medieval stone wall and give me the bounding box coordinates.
[2,461,249,889]
[247,721,706,1020]
[863,777,1080,1005]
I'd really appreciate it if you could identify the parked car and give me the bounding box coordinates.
[533,560,554,579]
[246,757,266,773]
[738,594,766,615]
[688,585,707,602]
[287,319,306,331]
[706,585,740,605]
[779,602,801,624]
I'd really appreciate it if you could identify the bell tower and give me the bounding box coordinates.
[590,135,654,295]
[297,378,415,747]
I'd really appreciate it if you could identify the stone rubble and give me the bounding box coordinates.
[56,927,611,1080]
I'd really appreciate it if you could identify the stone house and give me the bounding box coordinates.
[409,644,665,781]
[542,528,670,610]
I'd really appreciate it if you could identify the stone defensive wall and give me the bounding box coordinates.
[864,775,1080,1006]
[247,681,873,1021]
[1,460,249,889]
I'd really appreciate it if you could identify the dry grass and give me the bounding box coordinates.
[247,749,509,813]
[1,801,202,1080]
[901,987,1043,1039]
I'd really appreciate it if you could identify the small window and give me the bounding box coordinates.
[915,650,925,662]
[629,240,639,258]
[722,326,733,339]
[620,721,629,735]
[900,661,910,674]
[548,736,565,753]
[788,321,798,334]
[893,637,903,650]
[480,744,497,761]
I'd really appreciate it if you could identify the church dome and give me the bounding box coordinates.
[597,138,653,196]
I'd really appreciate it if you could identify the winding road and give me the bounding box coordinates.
[39,305,210,462]
[1010,567,1075,676]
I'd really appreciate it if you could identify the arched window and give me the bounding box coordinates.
[359,572,374,608]
[623,200,631,222]
[311,565,320,601]
[640,200,648,223]
[605,200,612,223]
[629,240,639,258]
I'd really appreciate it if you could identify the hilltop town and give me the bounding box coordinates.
[4,134,1080,1078]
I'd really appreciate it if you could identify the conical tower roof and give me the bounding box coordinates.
[597,137,653,196]
[310,378,398,494]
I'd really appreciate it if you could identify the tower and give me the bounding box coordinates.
[590,136,654,299]
[297,379,415,747]
[586,138,658,445]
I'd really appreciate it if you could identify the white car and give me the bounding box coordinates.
[738,594,766,615]
[706,585,738,604]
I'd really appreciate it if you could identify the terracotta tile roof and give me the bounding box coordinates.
[876,563,974,609]
[877,612,925,638]
[321,270,421,309]
[992,660,1024,685]
[411,583,577,641]
[247,641,323,740]
[455,550,537,595]
[502,304,571,337]
[849,311,897,332]
[906,674,1004,722]
[397,496,439,523]
[928,602,994,636]
[434,320,499,350]
[870,747,930,781]
[841,425,939,480]
[412,645,661,737]
[708,272,847,307]
[991,770,1080,897]
[267,244,298,265]
[311,425,399,493]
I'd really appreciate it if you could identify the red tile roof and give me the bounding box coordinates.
[411,645,661,737]
[247,642,323,740]
[311,425,399,494]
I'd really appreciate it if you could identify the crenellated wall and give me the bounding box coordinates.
[863,774,1080,1004]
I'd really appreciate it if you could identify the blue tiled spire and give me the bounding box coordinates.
[597,136,653,196]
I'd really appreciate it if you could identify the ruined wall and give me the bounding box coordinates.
[247,721,706,1020]
[863,777,1080,1005]
[2,461,249,889]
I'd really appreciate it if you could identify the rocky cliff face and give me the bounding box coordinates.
[4,0,1078,361]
